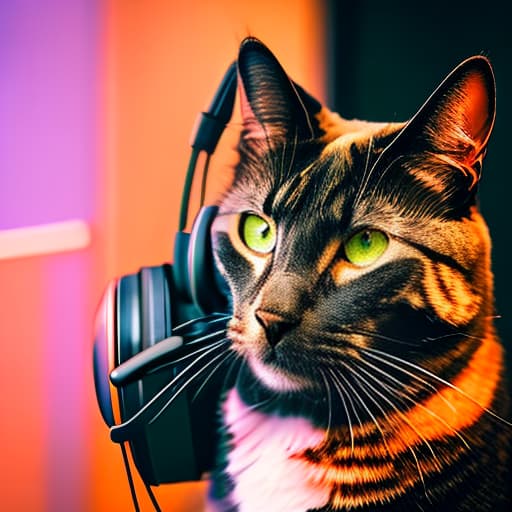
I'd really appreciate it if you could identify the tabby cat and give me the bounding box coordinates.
[207,37,510,511]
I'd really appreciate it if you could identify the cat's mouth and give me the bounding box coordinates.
[228,322,310,392]
[246,353,306,392]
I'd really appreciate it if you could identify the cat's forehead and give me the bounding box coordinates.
[269,126,398,222]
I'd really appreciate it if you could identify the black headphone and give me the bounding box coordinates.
[93,62,237,509]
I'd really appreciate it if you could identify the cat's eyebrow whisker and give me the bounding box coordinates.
[288,128,299,178]
[356,357,471,451]
[344,361,432,499]
[369,154,407,199]
[326,368,355,452]
[352,135,375,210]
[362,347,512,427]
[279,138,288,181]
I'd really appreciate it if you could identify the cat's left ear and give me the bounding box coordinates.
[386,55,496,187]
[237,37,326,147]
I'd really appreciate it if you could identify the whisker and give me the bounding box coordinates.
[287,129,299,177]
[110,338,231,442]
[235,357,249,390]
[344,361,430,498]
[319,370,334,439]
[352,135,374,210]
[226,394,278,427]
[184,328,229,346]
[357,357,470,450]
[173,313,231,333]
[350,361,439,462]
[336,371,364,431]
[333,367,391,455]
[221,350,243,393]
[280,138,288,180]
[326,368,355,452]
[147,331,228,373]
[337,326,423,348]
[150,340,231,425]
[357,353,457,414]
[192,350,237,402]
[370,154,407,198]
[362,347,512,427]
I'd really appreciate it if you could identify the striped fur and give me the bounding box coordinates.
[207,38,510,511]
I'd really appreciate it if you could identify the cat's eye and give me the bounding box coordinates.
[239,213,276,254]
[344,229,388,267]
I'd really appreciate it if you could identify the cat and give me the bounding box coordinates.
[206,37,511,511]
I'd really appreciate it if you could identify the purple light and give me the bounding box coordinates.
[0,1,102,510]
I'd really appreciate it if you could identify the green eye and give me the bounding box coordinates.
[240,213,276,254]
[344,229,388,267]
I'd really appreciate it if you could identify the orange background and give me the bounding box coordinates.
[96,2,326,510]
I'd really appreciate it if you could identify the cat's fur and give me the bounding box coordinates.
[207,37,510,511]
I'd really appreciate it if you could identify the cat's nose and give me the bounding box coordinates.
[255,309,297,347]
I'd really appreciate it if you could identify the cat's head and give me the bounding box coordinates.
[211,38,496,406]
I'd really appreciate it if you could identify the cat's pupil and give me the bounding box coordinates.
[259,225,270,238]
[360,231,372,248]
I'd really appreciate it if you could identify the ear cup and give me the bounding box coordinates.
[116,267,172,421]
[188,205,229,315]
[115,265,199,484]
[93,280,118,427]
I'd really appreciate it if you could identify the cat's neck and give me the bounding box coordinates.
[215,387,330,512]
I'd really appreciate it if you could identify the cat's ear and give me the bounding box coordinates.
[237,37,325,147]
[386,56,496,187]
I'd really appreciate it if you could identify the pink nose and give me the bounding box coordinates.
[254,309,297,347]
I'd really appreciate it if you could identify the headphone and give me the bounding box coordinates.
[93,62,237,508]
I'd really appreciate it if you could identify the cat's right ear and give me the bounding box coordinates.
[237,37,325,148]
[377,55,496,190]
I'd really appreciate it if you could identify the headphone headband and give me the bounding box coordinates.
[178,62,237,231]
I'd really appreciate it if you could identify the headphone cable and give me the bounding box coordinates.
[145,482,163,512]
[120,442,141,512]
[121,442,163,512]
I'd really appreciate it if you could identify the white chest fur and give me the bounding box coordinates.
[213,388,331,512]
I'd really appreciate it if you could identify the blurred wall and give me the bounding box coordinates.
[0,1,101,510]
[0,1,326,511]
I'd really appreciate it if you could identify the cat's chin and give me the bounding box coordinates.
[247,355,307,392]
